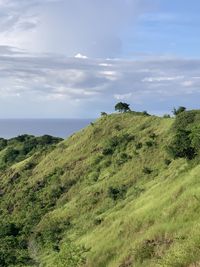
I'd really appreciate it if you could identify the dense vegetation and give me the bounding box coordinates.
[1,110,200,266]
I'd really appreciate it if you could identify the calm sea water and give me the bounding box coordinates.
[0,119,94,139]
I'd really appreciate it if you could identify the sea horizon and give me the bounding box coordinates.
[0,118,95,139]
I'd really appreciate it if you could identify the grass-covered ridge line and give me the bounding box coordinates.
[1,111,200,266]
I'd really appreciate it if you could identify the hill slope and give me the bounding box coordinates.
[1,112,200,267]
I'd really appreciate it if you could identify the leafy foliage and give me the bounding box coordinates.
[173,106,186,116]
[115,102,131,113]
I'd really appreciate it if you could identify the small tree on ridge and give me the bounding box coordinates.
[115,102,131,113]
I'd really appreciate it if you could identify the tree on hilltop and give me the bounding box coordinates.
[115,102,131,113]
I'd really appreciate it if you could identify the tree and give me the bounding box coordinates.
[172,106,186,116]
[115,102,131,113]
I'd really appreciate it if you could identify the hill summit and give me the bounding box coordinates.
[1,111,200,267]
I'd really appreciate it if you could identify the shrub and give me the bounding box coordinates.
[101,112,107,116]
[135,142,143,150]
[102,147,113,155]
[167,130,196,160]
[108,185,127,201]
[3,147,20,164]
[143,167,152,175]
[94,218,103,225]
[0,138,7,150]
[145,140,154,148]
[167,110,200,160]
[173,106,186,116]
[173,111,196,131]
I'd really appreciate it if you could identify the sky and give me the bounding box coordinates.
[0,0,200,118]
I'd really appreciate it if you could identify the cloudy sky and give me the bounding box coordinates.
[0,0,200,118]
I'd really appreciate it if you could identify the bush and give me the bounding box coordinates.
[108,185,127,201]
[167,111,200,160]
[94,218,103,225]
[167,130,196,160]
[3,148,20,164]
[143,167,152,175]
[135,142,143,150]
[173,111,196,131]
[102,147,113,155]
[173,106,186,116]
[145,140,154,148]
[0,138,7,150]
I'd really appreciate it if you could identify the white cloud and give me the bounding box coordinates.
[0,0,157,57]
[114,93,132,100]
[142,76,184,82]
[0,47,199,117]
[74,53,88,59]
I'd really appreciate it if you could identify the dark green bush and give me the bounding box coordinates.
[0,138,7,150]
[167,130,196,160]
[94,218,103,225]
[3,147,20,164]
[102,147,114,155]
[135,142,143,150]
[108,185,127,201]
[173,106,186,116]
[145,140,154,148]
[173,111,196,131]
[143,167,152,175]
[167,110,200,160]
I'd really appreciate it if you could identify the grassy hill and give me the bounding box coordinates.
[1,111,200,267]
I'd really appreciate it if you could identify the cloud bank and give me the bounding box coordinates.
[0,0,157,57]
[0,47,200,117]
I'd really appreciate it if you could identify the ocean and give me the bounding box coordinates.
[0,119,94,139]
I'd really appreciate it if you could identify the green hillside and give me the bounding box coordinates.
[1,111,200,267]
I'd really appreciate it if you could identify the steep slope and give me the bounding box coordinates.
[1,112,200,267]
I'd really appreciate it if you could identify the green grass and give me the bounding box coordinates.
[2,112,200,266]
